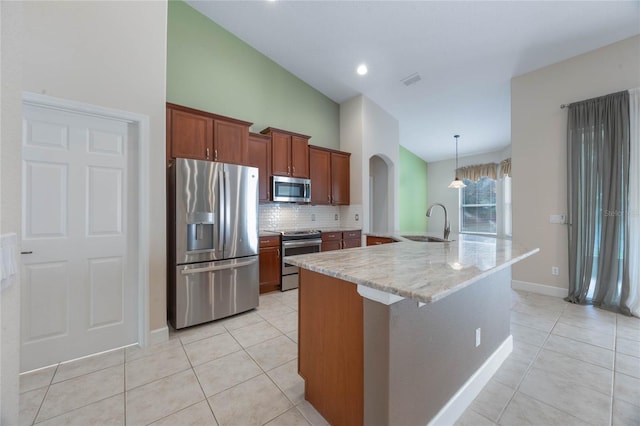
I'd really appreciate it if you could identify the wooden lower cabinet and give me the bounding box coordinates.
[322,230,361,251]
[366,236,396,246]
[299,269,363,426]
[259,235,281,294]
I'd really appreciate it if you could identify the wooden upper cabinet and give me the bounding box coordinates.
[214,120,248,164]
[270,132,291,176]
[169,108,213,161]
[247,133,271,203]
[309,147,331,205]
[291,136,310,178]
[261,127,310,178]
[309,145,351,205]
[166,103,251,165]
[331,151,350,205]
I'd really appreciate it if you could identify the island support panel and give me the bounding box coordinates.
[363,267,512,425]
[298,268,364,426]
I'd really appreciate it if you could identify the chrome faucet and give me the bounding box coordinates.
[426,203,450,241]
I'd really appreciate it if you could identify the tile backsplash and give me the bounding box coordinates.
[259,203,363,230]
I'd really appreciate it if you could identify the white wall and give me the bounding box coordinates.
[427,147,510,236]
[0,2,23,423]
[511,35,640,291]
[19,2,168,332]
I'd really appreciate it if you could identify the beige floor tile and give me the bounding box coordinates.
[175,321,228,345]
[543,334,614,370]
[498,392,589,426]
[268,311,299,334]
[557,311,617,336]
[470,378,514,422]
[208,374,291,426]
[125,370,205,426]
[532,349,612,395]
[510,323,549,347]
[260,292,286,304]
[36,364,124,422]
[614,372,640,408]
[617,314,640,330]
[617,324,640,342]
[150,400,217,426]
[267,359,305,404]
[53,349,124,384]
[35,393,124,426]
[612,398,640,426]
[510,340,540,363]
[453,408,495,426]
[256,303,296,322]
[194,350,262,397]
[19,387,47,426]
[246,335,297,371]
[280,290,299,308]
[551,322,614,350]
[287,331,298,344]
[616,336,640,357]
[183,332,242,366]
[230,321,283,348]
[125,338,183,362]
[615,352,640,379]
[492,357,530,389]
[295,401,329,426]
[522,293,567,308]
[265,407,311,426]
[519,366,611,425]
[220,311,265,331]
[20,365,57,393]
[126,346,191,390]
[512,302,564,321]
[511,310,557,333]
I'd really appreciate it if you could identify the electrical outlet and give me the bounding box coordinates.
[552,266,560,276]
[334,214,339,221]
[549,214,566,224]
[355,214,359,221]
[475,328,481,347]
[311,214,316,221]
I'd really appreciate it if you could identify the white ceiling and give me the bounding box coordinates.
[188,1,640,162]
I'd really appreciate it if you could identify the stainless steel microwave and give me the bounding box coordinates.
[272,176,311,202]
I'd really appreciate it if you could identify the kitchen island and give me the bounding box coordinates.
[285,234,538,426]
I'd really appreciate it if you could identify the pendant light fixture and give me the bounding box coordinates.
[448,134,466,189]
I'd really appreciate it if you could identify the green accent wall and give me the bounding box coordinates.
[399,145,428,232]
[167,1,339,149]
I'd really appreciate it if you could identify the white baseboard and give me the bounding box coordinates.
[428,336,513,426]
[147,326,169,346]
[511,280,567,298]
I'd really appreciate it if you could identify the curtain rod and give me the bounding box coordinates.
[560,104,570,109]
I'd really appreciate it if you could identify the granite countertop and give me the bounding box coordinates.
[259,227,362,236]
[284,233,539,304]
[259,230,281,237]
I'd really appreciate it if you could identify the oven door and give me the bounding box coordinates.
[281,239,322,275]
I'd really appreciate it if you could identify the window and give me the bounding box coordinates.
[460,177,496,234]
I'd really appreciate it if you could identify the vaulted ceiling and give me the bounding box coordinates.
[189,1,640,162]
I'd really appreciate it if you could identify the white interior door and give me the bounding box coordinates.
[21,103,138,372]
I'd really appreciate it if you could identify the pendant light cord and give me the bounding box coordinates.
[454,134,460,178]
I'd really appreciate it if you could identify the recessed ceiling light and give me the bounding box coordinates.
[356,64,368,76]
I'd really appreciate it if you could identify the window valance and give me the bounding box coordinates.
[500,158,511,178]
[456,163,497,182]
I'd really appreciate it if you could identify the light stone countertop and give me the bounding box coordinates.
[284,233,539,304]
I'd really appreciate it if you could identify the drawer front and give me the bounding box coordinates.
[259,235,280,248]
[343,230,361,240]
[366,236,395,246]
[342,239,361,249]
[321,231,342,242]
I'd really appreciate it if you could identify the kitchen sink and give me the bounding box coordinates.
[401,235,453,243]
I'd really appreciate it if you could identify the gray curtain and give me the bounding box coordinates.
[566,91,631,314]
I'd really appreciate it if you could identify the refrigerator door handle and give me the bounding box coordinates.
[217,167,225,255]
[180,258,258,275]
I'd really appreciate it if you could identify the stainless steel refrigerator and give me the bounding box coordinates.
[168,158,259,329]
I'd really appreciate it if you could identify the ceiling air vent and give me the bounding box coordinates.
[401,72,421,86]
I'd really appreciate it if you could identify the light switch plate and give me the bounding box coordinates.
[549,214,566,224]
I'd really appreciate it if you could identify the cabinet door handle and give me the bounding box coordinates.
[288,165,291,175]
[277,248,280,258]
[21,251,33,255]
[214,149,218,161]
[292,166,295,173]
[327,195,330,201]
[206,148,210,160]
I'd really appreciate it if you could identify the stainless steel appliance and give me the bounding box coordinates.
[272,176,311,203]
[169,158,259,329]
[281,230,322,291]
